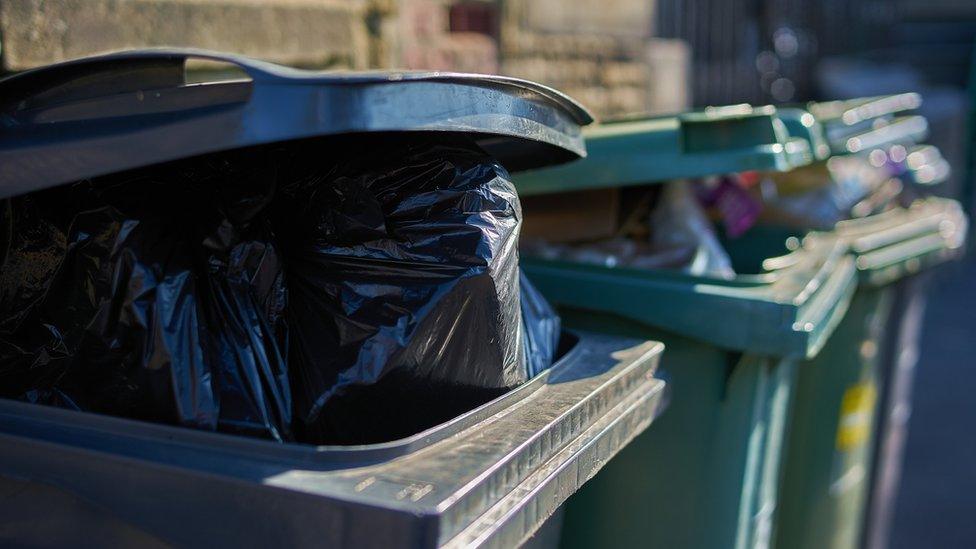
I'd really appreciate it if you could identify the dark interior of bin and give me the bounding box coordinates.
[0,131,573,446]
[718,225,801,274]
[521,183,801,276]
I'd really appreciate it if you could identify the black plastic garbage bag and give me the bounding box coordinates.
[272,136,533,443]
[520,272,561,379]
[0,157,292,441]
[0,135,560,445]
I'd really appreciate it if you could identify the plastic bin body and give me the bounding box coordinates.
[774,284,889,549]
[522,235,856,549]
[861,273,931,549]
[558,321,795,549]
[853,200,965,549]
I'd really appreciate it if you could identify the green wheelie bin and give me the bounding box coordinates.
[513,106,856,549]
[748,96,967,549]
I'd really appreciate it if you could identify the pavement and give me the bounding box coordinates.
[891,252,976,548]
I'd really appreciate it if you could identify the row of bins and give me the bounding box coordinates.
[515,93,965,549]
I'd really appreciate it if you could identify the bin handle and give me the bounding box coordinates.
[0,49,291,115]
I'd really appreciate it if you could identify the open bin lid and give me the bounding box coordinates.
[513,104,811,196]
[0,48,593,200]
[834,115,929,155]
[808,93,922,127]
[806,94,928,156]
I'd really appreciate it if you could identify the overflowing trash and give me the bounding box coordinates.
[0,135,561,444]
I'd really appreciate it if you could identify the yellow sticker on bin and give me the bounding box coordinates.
[836,382,877,451]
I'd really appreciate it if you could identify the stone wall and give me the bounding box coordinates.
[0,0,373,70]
[394,0,691,117]
[499,0,688,118]
[0,0,691,117]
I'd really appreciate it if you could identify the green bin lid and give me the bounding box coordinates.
[808,93,921,125]
[834,115,929,155]
[514,104,811,196]
[806,94,928,156]
[777,108,831,163]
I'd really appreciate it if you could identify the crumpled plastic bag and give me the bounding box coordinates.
[0,155,292,441]
[272,136,537,443]
[650,182,735,279]
[520,272,561,379]
[0,135,560,445]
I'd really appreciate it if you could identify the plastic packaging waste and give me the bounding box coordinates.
[522,182,735,279]
[758,156,895,229]
[649,182,735,279]
[520,272,561,379]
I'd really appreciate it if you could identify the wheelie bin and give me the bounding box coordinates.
[514,105,857,549]
[0,49,671,548]
[751,96,967,549]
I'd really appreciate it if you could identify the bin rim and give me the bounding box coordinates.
[0,331,667,547]
[0,330,660,464]
[832,197,967,287]
[903,144,951,186]
[777,107,832,162]
[522,234,857,359]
